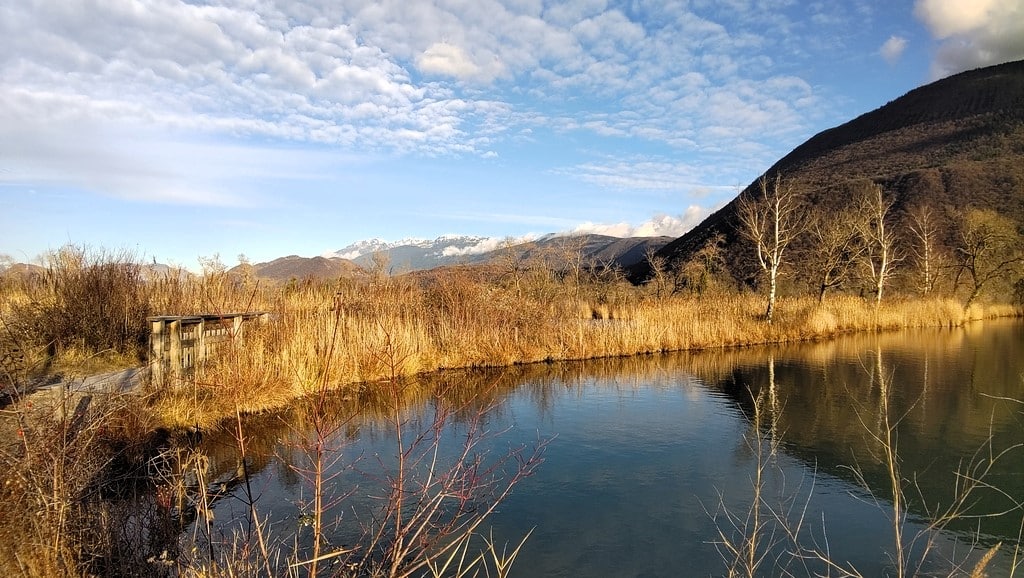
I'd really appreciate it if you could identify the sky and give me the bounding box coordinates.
[2,0,1024,268]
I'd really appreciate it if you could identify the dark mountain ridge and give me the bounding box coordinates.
[230,255,367,282]
[640,59,1024,288]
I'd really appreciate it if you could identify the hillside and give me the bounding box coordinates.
[233,255,367,282]
[640,59,1024,289]
[496,234,674,271]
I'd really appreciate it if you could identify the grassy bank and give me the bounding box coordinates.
[2,247,1022,576]
[151,275,1017,429]
[1,247,1018,429]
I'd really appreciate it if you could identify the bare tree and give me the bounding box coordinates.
[370,250,392,280]
[807,208,862,303]
[557,234,590,302]
[736,173,807,323]
[679,233,727,296]
[643,245,671,300]
[953,208,1024,308]
[856,183,901,307]
[497,238,528,298]
[907,205,944,296]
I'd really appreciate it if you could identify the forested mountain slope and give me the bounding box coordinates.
[639,59,1024,295]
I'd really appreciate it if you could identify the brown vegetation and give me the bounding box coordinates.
[0,240,1015,578]
[0,226,1020,576]
[2,244,1019,429]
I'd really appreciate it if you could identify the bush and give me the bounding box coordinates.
[21,246,152,362]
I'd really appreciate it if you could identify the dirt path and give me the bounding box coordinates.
[52,366,148,394]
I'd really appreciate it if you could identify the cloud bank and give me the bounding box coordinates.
[0,0,836,206]
[437,208,707,259]
[914,0,1024,77]
[571,208,708,238]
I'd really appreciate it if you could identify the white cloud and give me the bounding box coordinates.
[441,234,538,257]
[0,0,515,161]
[0,0,843,213]
[0,93,362,207]
[334,249,364,260]
[417,42,497,82]
[880,35,908,64]
[914,0,1000,38]
[571,207,707,238]
[0,0,825,159]
[440,209,708,257]
[560,157,742,194]
[914,0,1024,76]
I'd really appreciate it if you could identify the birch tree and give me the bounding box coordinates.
[857,183,901,307]
[736,173,806,323]
[907,204,944,296]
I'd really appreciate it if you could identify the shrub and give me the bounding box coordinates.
[19,246,152,363]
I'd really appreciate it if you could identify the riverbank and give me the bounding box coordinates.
[2,287,1019,576]
[147,291,1019,430]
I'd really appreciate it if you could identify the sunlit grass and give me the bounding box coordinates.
[2,247,1022,575]
[1,246,1019,429]
[148,281,1012,429]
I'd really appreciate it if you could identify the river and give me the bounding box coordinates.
[174,319,1024,576]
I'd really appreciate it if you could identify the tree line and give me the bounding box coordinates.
[648,173,1024,321]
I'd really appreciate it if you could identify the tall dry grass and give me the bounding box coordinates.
[0,386,163,577]
[1,245,1018,428]
[150,269,1019,429]
[2,245,1020,576]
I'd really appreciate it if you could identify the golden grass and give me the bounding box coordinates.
[2,247,1018,429]
[145,273,1019,430]
[4,253,1023,576]
[0,387,160,577]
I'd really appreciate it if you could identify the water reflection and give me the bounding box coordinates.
[701,321,1024,545]
[165,320,1024,576]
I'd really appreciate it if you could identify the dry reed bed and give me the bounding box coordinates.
[3,257,1022,576]
[3,247,1015,429]
[150,282,1016,430]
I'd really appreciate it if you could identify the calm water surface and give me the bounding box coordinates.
[191,319,1024,576]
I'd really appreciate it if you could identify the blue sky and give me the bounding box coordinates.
[2,0,1023,268]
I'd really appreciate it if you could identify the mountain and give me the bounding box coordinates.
[326,234,673,273]
[0,262,46,282]
[142,262,193,282]
[325,235,491,272]
[0,234,671,287]
[501,234,673,270]
[232,255,366,282]
[638,59,1024,286]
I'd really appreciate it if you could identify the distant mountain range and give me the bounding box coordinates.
[2,234,673,284]
[638,58,1024,286]
[321,234,673,277]
[324,235,495,272]
[234,255,367,282]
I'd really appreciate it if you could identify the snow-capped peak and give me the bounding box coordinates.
[323,235,490,262]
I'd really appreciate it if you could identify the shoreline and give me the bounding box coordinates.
[145,297,1021,431]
